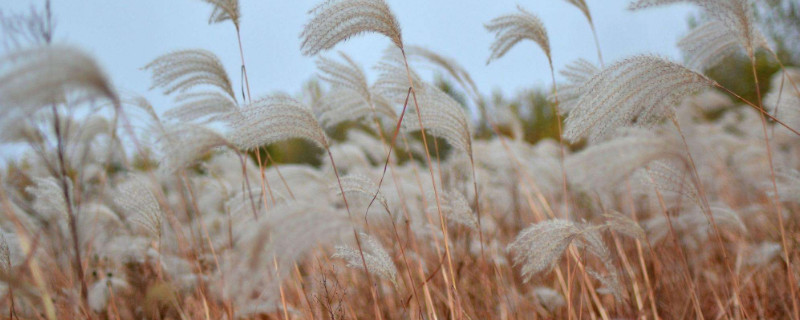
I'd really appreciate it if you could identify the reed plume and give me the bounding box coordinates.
[300,0,403,55]
[563,55,714,142]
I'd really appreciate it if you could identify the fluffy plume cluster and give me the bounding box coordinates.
[333,233,398,287]
[144,49,237,122]
[563,55,715,142]
[507,219,581,280]
[567,129,682,192]
[226,95,329,150]
[404,85,473,155]
[112,176,163,238]
[602,210,646,241]
[157,123,230,172]
[558,58,600,113]
[0,45,118,112]
[3,1,800,318]
[432,190,478,230]
[315,52,396,128]
[406,45,481,102]
[630,0,768,61]
[201,0,241,27]
[26,177,71,220]
[677,21,763,70]
[563,0,593,24]
[373,47,423,103]
[333,174,389,213]
[485,6,551,65]
[300,0,403,56]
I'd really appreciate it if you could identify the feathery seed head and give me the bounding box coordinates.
[567,130,683,192]
[333,232,398,287]
[563,55,714,142]
[112,176,163,239]
[507,219,581,281]
[144,49,235,101]
[332,174,389,212]
[485,6,551,65]
[201,0,240,27]
[563,0,593,24]
[558,58,600,113]
[300,0,403,56]
[404,85,473,155]
[316,52,397,128]
[0,45,118,113]
[374,46,424,103]
[630,0,767,58]
[603,210,646,241]
[157,123,230,172]
[226,94,329,150]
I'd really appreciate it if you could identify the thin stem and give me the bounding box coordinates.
[588,23,604,67]
[469,154,486,260]
[749,59,799,320]
[548,59,570,220]
[715,84,800,136]
[51,105,89,311]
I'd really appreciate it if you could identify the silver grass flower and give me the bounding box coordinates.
[641,160,701,207]
[678,20,768,70]
[166,91,239,122]
[403,85,473,155]
[332,174,389,211]
[533,287,565,312]
[485,6,551,66]
[577,227,625,301]
[201,0,240,27]
[226,94,329,150]
[0,45,118,112]
[558,58,600,113]
[428,190,478,231]
[644,205,746,244]
[318,88,397,129]
[220,201,351,313]
[144,49,234,98]
[765,69,800,137]
[563,55,715,142]
[317,52,370,97]
[300,0,403,56]
[26,177,71,220]
[373,47,424,103]
[347,130,391,163]
[144,49,237,122]
[406,45,480,102]
[507,219,581,281]
[566,130,682,192]
[333,232,398,286]
[562,0,593,24]
[112,176,163,239]
[630,0,766,58]
[603,210,646,241]
[316,52,397,128]
[587,269,625,302]
[158,123,230,172]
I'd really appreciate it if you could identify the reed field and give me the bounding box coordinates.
[1,0,800,318]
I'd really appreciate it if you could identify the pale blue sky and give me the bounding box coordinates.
[2,0,696,117]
